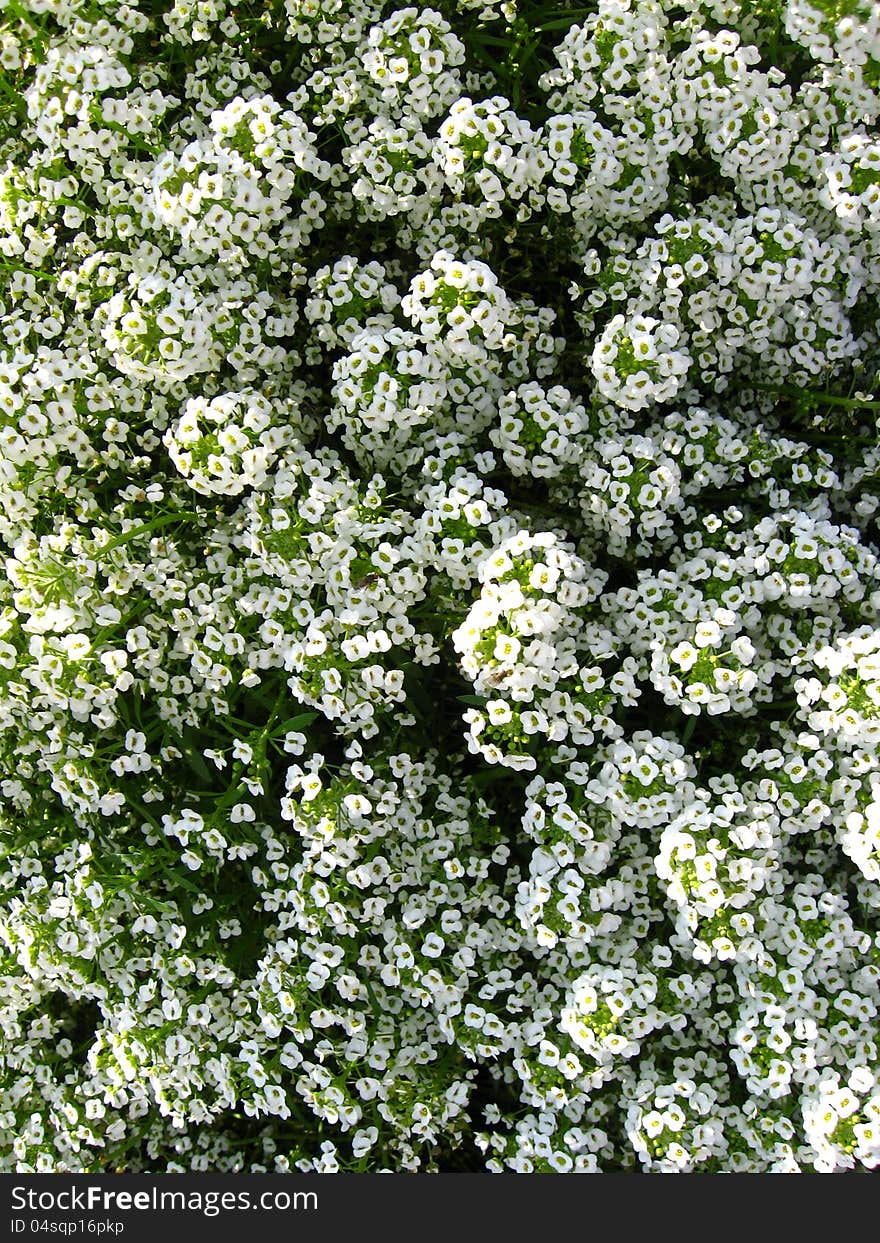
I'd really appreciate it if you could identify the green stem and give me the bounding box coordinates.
[753,382,880,410]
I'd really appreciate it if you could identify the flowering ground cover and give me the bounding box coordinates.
[1,0,880,1173]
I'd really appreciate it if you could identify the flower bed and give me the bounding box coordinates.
[1,0,880,1173]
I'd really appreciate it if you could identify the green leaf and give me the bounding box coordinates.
[536,16,586,30]
[94,512,199,557]
[181,744,212,785]
[467,766,513,786]
[469,33,516,47]
[169,869,202,894]
[274,711,320,734]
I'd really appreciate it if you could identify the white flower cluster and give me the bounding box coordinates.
[1,0,880,1177]
[794,625,880,889]
[164,388,310,496]
[490,382,590,479]
[591,312,692,411]
[150,94,332,275]
[582,202,864,406]
[611,510,880,718]
[451,530,614,769]
[327,250,561,469]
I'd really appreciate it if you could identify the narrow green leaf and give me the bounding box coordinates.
[274,711,320,734]
[94,512,199,556]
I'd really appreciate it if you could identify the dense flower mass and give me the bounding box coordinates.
[1,0,880,1174]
